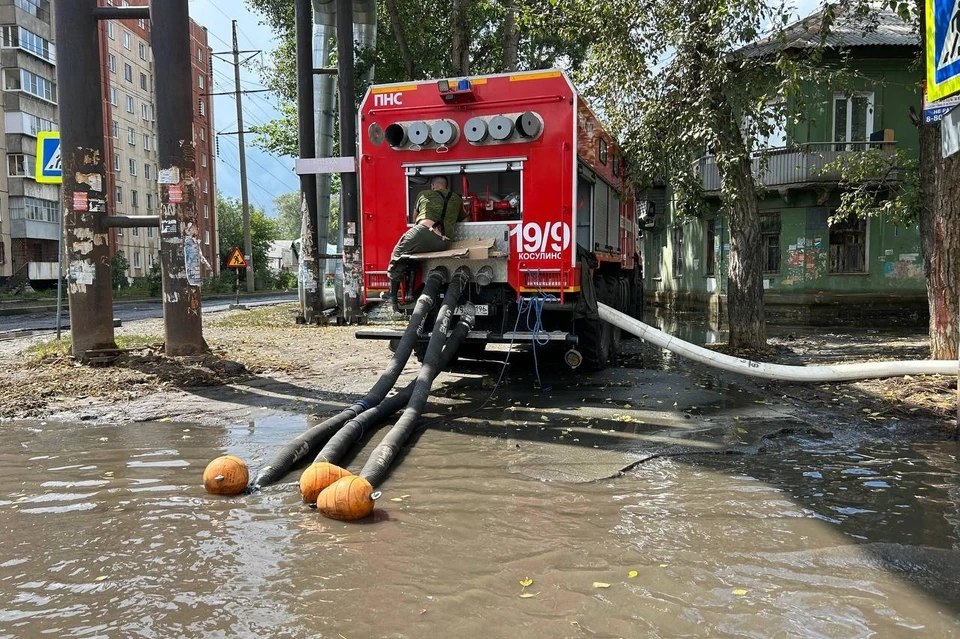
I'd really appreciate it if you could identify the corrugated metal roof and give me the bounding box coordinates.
[742,4,918,57]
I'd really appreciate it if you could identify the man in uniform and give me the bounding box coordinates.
[384,175,466,312]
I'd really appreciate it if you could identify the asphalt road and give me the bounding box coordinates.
[0,292,299,334]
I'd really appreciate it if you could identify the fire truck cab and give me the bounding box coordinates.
[355,69,643,370]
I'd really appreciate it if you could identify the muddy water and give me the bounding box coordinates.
[1,418,958,638]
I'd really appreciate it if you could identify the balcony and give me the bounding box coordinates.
[697,140,898,195]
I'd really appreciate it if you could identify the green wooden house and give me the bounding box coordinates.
[640,6,929,326]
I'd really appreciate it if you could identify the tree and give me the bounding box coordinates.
[110,251,129,291]
[216,193,280,280]
[275,189,340,241]
[244,0,590,157]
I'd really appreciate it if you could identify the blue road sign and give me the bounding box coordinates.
[35,131,61,184]
[927,0,960,101]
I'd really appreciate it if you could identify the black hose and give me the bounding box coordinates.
[315,302,476,465]
[248,269,445,490]
[360,268,469,488]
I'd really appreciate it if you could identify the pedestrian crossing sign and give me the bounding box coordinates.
[226,247,248,269]
[35,131,62,184]
[928,0,960,101]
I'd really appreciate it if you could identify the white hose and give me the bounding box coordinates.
[598,303,959,382]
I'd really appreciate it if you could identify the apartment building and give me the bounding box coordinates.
[0,0,59,290]
[100,1,217,280]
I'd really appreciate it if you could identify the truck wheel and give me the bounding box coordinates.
[576,316,611,370]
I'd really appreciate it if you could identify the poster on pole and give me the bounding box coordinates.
[927,0,960,101]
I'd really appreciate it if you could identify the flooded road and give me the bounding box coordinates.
[1,416,958,638]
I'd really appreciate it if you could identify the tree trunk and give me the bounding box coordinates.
[929,153,960,360]
[714,104,767,350]
[916,0,959,360]
[451,0,471,75]
[384,0,416,79]
[502,0,519,72]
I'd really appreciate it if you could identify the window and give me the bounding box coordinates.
[146,193,153,211]
[129,158,137,176]
[110,87,118,106]
[108,54,116,73]
[124,63,132,83]
[116,186,122,204]
[133,251,142,268]
[199,127,205,141]
[5,111,56,137]
[140,72,148,91]
[144,163,151,179]
[131,190,139,208]
[126,95,134,113]
[138,18,145,30]
[107,21,115,40]
[829,214,867,274]
[705,219,716,276]
[598,138,608,164]
[198,99,205,117]
[143,133,150,150]
[5,69,57,102]
[113,153,120,171]
[201,153,207,168]
[147,227,154,238]
[204,230,210,245]
[203,204,209,219]
[7,154,27,177]
[139,42,146,60]
[202,179,208,194]
[13,0,42,18]
[652,234,663,279]
[833,92,875,147]
[117,227,123,236]
[123,31,131,50]
[197,46,203,62]
[198,74,204,89]
[132,226,139,237]
[127,127,136,145]
[112,120,119,139]
[9,197,59,222]
[761,213,781,274]
[141,103,150,120]
[671,226,683,275]
[612,154,620,178]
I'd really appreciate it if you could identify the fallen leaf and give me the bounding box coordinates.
[94,576,108,582]
[519,592,536,598]
[389,497,404,502]
[628,570,638,578]
[732,589,748,596]
[519,578,533,587]
[592,582,611,588]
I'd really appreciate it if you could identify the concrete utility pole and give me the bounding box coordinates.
[295,0,324,323]
[52,0,117,359]
[232,20,255,293]
[337,0,363,324]
[152,0,208,355]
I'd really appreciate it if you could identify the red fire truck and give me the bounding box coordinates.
[355,69,643,370]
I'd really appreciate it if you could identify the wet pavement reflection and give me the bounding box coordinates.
[1,416,958,638]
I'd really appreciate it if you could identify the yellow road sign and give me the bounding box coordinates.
[226,247,248,269]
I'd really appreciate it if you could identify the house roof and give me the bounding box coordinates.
[742,3,918,57]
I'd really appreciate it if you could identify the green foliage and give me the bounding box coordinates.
[147,261,162,296]
[244,0,590,156]
[820,148,920,227]
[216,193,280,284]
[274,189,340,241]
[111,251,130,290]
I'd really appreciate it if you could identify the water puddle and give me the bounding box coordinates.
[0,419,957,637]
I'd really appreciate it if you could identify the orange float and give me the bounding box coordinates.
[316,475,376,520]
[202,455,249,495]
[299,462,352,503]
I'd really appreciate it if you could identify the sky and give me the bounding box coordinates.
[184,0,826,218]
[187,0,299,218]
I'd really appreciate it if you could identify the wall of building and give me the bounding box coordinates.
[189,19,216,275]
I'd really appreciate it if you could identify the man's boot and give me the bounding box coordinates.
[388,279,401,313]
